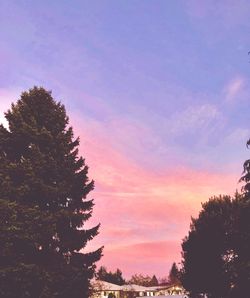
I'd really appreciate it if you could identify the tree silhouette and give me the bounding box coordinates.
[96,266,125,285]
[0,87,102,297]
[181,194,244,298]
[168,263,181,285]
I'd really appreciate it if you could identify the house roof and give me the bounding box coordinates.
[121,284,149,291]
[91,280,122,291]
[92,280,158,292]
[92,280,185,295]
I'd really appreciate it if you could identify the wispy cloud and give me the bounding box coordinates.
[169,104,221,136]
[224,128,250,144]
[224,76,245,103]
[100,240,182,278]
[79,112,239,276]
[1,0,250,278]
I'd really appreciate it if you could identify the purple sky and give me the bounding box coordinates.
[1,0,250,278]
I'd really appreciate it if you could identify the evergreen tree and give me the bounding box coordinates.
[96,266,125,285]
[96,266,108,281]
[0,87,102,297]
[112,268,125,286]
[168,263,181,286]
[149,275,159,286]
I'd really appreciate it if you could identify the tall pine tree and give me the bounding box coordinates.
[0,87,102,297]
[168,262,181,286]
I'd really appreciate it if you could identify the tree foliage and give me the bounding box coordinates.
[240,138,250,196]
[181,136,250,298]
[128,273,158,287]
[0,87,102,297]
[181,192,250,298]
[168,262,181,286]
[150,275,159,286]
[0,199,56,297]
[96,266,125,285]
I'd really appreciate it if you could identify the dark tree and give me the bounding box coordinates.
[168,262,181,286]
[0,199,56,297]
[96,266,108,281]
[112,268,126,286]
[96,266,125,285]
[128,274,152,286]
[236,140,250,296]
[149,275,159,286]
[181,135,250,298]
[181,194,242,298]
[0,87,102,297]
[231,197,250,297]
[240,138,250,197]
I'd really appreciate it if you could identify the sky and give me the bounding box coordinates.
[1,0,250,279]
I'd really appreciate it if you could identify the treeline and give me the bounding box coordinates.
[96,262,181,286]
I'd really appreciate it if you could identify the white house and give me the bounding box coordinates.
[91,280,123,298]
[91,281,188,298]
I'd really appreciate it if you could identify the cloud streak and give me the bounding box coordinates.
[75,112,239,277]
[1,0,250,279]
[224,77,245,103]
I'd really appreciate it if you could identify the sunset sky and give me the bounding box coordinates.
[1,0,250,278]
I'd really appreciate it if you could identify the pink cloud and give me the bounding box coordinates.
[0,89,242,278]
[99,240,181,278]
[169,104,221,136]
[224,76,245,103]
[74,112,239,277]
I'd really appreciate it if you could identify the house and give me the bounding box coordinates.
[91,280,122,298]
[152,285,186,296]
[91,281,156,298]
[91,281,188,298]
[121,284,156,297]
